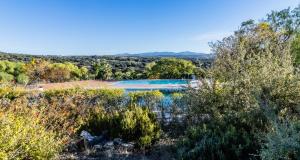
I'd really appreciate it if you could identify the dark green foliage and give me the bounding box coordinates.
[260,120,300,160]
[94,60,113,80]
[146,58,196,79]
[178,123,257,160]
[178,5,300,160]
[82,106,161,148]
[0,52,212,82]
[291,33,300,65]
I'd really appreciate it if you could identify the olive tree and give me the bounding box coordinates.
[178,21,300,159]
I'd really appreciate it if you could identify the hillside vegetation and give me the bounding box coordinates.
[0,57,206,83]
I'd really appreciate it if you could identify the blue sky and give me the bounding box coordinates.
[0,0,298,55]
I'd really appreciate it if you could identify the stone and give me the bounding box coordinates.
[113,138,123,145]
[76,138,87,151]
[103,141,114,150]
[93,144,102,152]
[80,130,95,142]
[121,143,134,149]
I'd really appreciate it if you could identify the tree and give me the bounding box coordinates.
[266,5,300,40]
[47,63,71,82]
[79,66,89,80]
[178,20,300,159]
[94,60,113,80]
[291,33,300,65]
[26,59,50,83]
[146,58,195,79]
[114,69,124,80]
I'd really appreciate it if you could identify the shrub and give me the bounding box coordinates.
[121,106,161,148]
[0,72,14,82]
[177,122,257,160]
[82,106,161,148]
[0,85,26,100]
[16,73,29,84]
[128,90,163,110]
[178,14,300,159]
[260,120,300,160]
[170,92,186,114]
[0,61,28,84]
[86,89,125,110]
[44,88,125,111]
[0,111,62,159]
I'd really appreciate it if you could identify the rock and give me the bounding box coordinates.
[103,141,114,150]
[93,144,102,152]
[113,138,123,145]
[91,135,106,146]
[80,130,95,142]
[79,130,107,148]
[121,142,134,149]
[76,138,87,151]
[65,141,79,152]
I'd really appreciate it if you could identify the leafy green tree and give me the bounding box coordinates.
[26,59,50,83]
[94,60,113,80]
[178,19,300,159]
[79,66,89,79]
[146,58,195,79]
[291,33,300,65]
[114,69,124,80]
[266,5,300,39]
[47,63,71,82]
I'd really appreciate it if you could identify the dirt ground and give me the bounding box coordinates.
[27,80,115,91]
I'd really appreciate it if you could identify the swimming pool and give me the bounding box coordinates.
[112,79,189,91]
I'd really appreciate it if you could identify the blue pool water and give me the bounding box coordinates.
[114,79,188,85]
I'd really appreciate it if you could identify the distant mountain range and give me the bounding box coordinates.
[0,51,215,59]
[116,51,215,59]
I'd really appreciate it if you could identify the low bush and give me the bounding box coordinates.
[82,106,161,148]
[16,73,29,84]
[0,85,26,100]
[260,120,300,160]
[177,122,258,160]
[44,88,125,111]
[128,90,163,110]
[0,111,62,159]
[0,72,14,82]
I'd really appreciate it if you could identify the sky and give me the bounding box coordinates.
[0,0,299,55]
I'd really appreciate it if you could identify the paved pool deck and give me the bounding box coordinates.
[27,80,190,91]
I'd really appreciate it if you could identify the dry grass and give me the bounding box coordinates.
[28,80,114,91]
